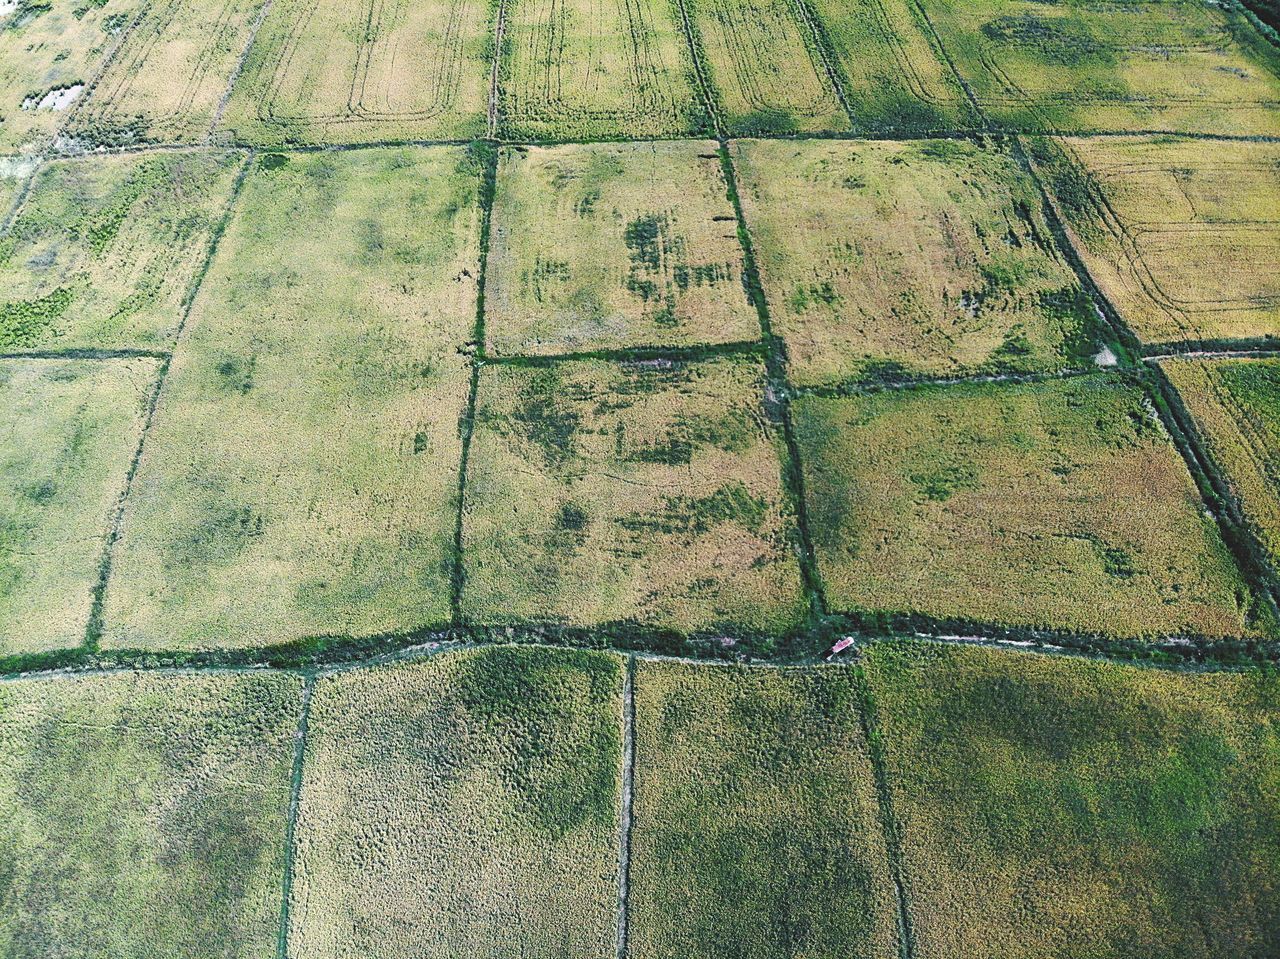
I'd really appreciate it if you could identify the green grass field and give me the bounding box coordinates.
[628,659,899,959]
[0,149,244,352]
[0,669,304,957]
[0,358,156,655]
[863,641,1280,958]
[487,141,758,355]
[461,356,806,638]
[733,137,1100,387]
[219,0,493,145]
[794,374,1256,639]
[102,146,481,650]
[69,0,270,145]
[1162,357,1280,577]
[915,0,1280,136]
[1030,135,1280,347]
[290,645,623,958]
[498,0,704,140]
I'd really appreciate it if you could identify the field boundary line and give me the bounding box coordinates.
[485,339,767,367]
[0,157,42,235]
[672,0,724,138]
[792,364,1109,400]
[487,0,510,138]
[277,673,315,959]
[615,655,637,959]
[853,666,917,959]
[450,144,500,622]
[902,0,985,124]
[83,150,254,650]
[1143,342,1280,362]
[57,3,153,143]
[208,0,278,141]
[786,0,859,131]
[0,348,171,363]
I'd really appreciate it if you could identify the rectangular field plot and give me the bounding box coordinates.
[0,0,145,151]
[461,357,806,637]
[804,0,975,133]
[684,0,849,135]
[1162,357,1280,578]
[290,646,623,959]
[629,660,899,959]
[498,0,704,140]
[863,642,1280,958]
[487,141,757,356]
[102,147,481,651]
[0,359,156,656]
[916,0,1280,136]
[733,138,1099,388]
[0,670,303,957]
[1031,136,1280,347]
[794,375,1256,639]
[68,0,271,145]
[0,150,243,352]
[220,0,492,145]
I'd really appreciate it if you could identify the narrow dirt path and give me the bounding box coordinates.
[487,0,510,138]
[208,0,278,141]
[615,655,637,959]
[277,674,315,959]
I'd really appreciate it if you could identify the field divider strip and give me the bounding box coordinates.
[485,339,767,367]
[715,139,829,621]
[83,149,255,650]
[208,0,278,141]
[0,348,171,363]
[904,0,986,125]
[785,0,859,131]
[451,144,501,622]
[615,654,637,959]
[487,0,510,138]
[853,664,917,959]
[57,3,154,141]
[277,673,315,959]
[672,0,724,138]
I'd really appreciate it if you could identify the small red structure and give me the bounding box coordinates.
[824,637,855,661]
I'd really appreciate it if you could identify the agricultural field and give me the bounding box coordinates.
[733,137,1100,387]
[498,0,704,140]
[68,0,271,145]
[0,358,155,655]
[101,146,481,651]
[0,670,304,957]
[460,356,806,637]
[486,141,757,356]
[862,641,1280,958]
[793,374,1256,639]
[0,0,144,152]
[289,645,623,959]
[682,0,849,135]
[1162,357,1280,577]
[0,154,37,222]
[219,0,493,145]
[0,149,243,352]
[801,0,975,133]
[914,0,1280,136]
[628,659,899,959]
[1030,135,1280,348]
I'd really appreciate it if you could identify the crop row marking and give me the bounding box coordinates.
[277,673,315,959]
[208,0,280,141]
[615,654,637,959]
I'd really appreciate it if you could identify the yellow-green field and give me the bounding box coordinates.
[1031,135,1280,347]
[69,0,270,145]
[0,0,144,151]
[461,356,806,637]
[498,0,704,140]
[863,641,1280,958]
[915,0,1280,136]
[794,375,1256,639]
[0,154,37,222]
[629,659,899,959]
[0,358,155,655]
[0,670,304,957]
[487,141,757,355]
[1162,356,1280,577]
[683,0,849,135]
[290,646,623,959]
[0,150,244,352]
[803,0,974,133]
[102,146,481,650]
[220,0,493,145]
[733,137,1099,387]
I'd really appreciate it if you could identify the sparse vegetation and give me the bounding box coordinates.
[734,137,1100,387]
[461,356,806,637]
[103,147,481,650]
[289,645,623,958]
[863,640,1280,958]
[0,669,304,956]
[487,141,757,355]
[628,659,899,959]
[794,374,1257,639]
[0,358,156,654]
